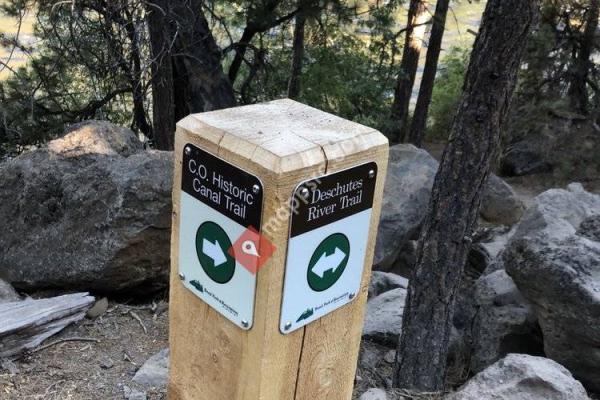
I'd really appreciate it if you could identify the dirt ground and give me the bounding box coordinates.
[0,295,169,400]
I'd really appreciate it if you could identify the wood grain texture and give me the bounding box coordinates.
[168,99,388,400]
[0,293,95,358]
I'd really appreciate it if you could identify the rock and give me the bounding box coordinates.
[359,388,388,400]
[49,120,143,158]
[470,270,543,372]
[123,385,147,400]
[480,174,525,225]
[0,122,173,292]
[510,183,600,242]
[0,359,19,375]
[383,350,395,364]
[86,297,109,319]
[133,348,169,389]
[374,144,438,269]
[99,356,114,370]
[368,271,408,299]
[504,184,600,391]
[446,354,590,400]
[358,341,387,370]
[374,145,525,272]
[362,288,407,346]
[0,279,20,303]
[500,141,553,176]
[388,240,418,277]
[578,214,600,241]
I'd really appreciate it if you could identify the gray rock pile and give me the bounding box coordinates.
[505,183,600,392]
[374,144,524,275]
[446,354,590,400]
[362,182,599,398]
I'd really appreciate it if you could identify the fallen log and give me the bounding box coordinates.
[0,292,95,358]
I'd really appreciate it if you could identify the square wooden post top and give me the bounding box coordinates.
[176,99,388,174]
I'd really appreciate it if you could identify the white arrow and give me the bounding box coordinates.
[202,238,227,267]
[311,247,346,278]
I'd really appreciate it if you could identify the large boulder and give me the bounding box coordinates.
[480,174,525,225]
[0,121,172,293]
[470,270,543,372]
[374,145,437,269]
[362,287,406,346]
[446,354,590,400]
[504,184,600,392]
[375,144,523,272]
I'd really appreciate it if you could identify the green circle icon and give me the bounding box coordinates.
[195,221,236,284]
[307,233,350,292]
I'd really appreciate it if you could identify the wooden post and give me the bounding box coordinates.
[169,99,388,400]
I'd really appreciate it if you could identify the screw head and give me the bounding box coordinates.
[241,320,249,328]
[368,169,375,178]
[184,146,191,156]
[284,322,292,331]
[300,187,309,198]
[178,272,185,281]
[252,184,260,194]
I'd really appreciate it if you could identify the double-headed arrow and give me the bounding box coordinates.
[311,247,346,278]
[202,238,227,267]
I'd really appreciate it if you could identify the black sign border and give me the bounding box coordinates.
[289,162,378,238]
[181,143,264,231]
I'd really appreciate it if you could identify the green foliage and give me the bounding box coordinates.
[427,47,469,141]
[0,1,146,155]
[252,32,396,130]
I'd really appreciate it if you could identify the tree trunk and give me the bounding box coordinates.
[388,0,429,142]
[146,0,235,149]
[121,7,152,140]
[393,0,539,392]
[146,0,176,150]
[287,11,306,99]
[568,0,599,114]
[407,0,450,147]
[171,0,236,112]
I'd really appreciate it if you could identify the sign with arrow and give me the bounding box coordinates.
[178,143,263,330]
[280,162,378,333]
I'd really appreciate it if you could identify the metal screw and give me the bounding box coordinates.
[184,146,191,156]
[241,320,249,328]
[178,272,186,281]
[300,187,309,198]
[368,169,375,178]
[349,293,355,300]
[252,184,260,194]
[284,322,292,331]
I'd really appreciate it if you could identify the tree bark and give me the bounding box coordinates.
[407,0,450,147]
[388,0,429,142]
[287,11,306,99]
[171,0,236,112]
[568,0,599,114]
[146,0,176,150]
[146,0,235,149]
[393,0,539,392]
